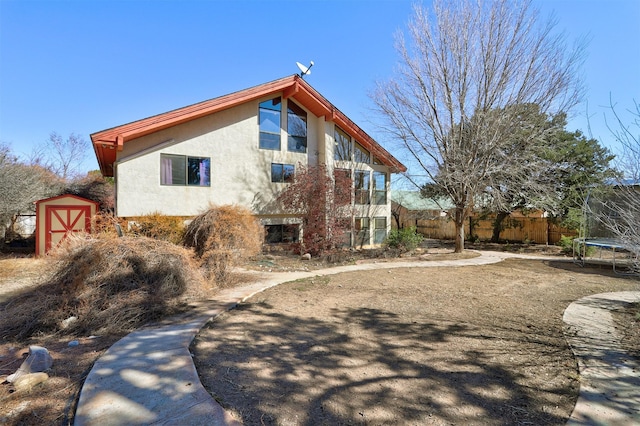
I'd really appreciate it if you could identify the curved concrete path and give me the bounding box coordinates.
[73,252,639,425]
[564,291,640,425]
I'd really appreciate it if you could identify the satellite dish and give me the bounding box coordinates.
[296,61,314,78]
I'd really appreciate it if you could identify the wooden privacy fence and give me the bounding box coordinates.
[415,216,577,244]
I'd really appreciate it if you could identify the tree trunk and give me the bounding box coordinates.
[454,207,465,253]
[392,211,401,230]
[491,212,509,243]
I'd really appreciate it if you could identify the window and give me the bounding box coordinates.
[161,154,210,186]
[287,101,307,153]
[374,217,387,244]
[354,142,370,163]
[334,168,352,205]
[271,163,294,183]
[355,217,370,246]
[373,171,387,204]
[259,97,281,150]
[354,170,370,204]
[334,127,351,161]
[265,224,299,243]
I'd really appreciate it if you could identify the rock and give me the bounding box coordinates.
[6,346,53,383]
[68,340,80,347]
[61,316,78,329]
[301,253,312,260]
[12,372,49,392]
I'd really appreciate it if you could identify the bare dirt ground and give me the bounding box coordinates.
[0,255,122,425]
[0,243,638,425]
[192,250,640,426]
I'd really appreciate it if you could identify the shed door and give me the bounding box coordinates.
[45,205,92,251]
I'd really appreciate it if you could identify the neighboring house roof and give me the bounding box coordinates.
[391,190,454,211]
[91,74,407,177]
[618,178,640,186]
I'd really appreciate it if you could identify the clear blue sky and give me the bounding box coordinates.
[1,0,639,175]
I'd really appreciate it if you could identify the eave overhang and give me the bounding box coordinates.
[91,75,406,176]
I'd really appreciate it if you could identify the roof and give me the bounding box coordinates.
[391,190,454,211]
[35,193,100,206]
[618,178,640,186]
[91,75,406,177]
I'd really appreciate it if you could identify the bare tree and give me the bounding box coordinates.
[607,99,640,181]
[594,100,640,271]
[0,143,60,239]
[31,132,89,180]
[372,0,585,252]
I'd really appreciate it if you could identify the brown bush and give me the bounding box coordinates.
[128,212,186,244]
[91,211,127,239]
[0,235,206,340]
[183,205,263,283]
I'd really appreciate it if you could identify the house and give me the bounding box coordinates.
[91,75,406,247]
[391,190,454,230]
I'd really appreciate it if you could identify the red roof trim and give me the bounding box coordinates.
[91,75,406,176]
[36,193,100,207]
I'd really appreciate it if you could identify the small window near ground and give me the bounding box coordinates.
[271,163,295,183]
[265,224,299,243]
[355,217,370,246]
[287,101,307,153]
[259,97,281,150]
[161,154,210,186]
[338,230,352,248]
[374,217,387,244]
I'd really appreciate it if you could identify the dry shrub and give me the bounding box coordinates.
[128,212,186,244]
[183,205,263,283]
[0,235,206,340]
[91,211,127,239]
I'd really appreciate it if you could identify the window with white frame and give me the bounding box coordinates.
[374,217,387,244]
[334,168,352,206]
[354,142,370,163]
[373,171,387,205]
[160,154,210,186]
[259,97,281,150]
[354,170,370,204]
[334,126,351,161]
[355,217,370,246]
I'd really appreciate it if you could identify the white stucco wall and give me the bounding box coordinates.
[114,92,394,246]
[115,96,320,217]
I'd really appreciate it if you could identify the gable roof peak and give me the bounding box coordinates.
[91,75,406,176]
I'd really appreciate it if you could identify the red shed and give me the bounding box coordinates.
[35,194,99,256]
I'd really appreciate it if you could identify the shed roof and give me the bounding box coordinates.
[35,193,100,207]
[91,75,406,177]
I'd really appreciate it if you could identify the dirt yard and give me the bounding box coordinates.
[0,245,638,425]
[192,255,640,426]
[0,256,122,425]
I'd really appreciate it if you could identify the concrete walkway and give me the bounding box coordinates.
[564,291,640,425]
[73,252,640,425]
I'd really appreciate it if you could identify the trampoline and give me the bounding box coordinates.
[572,237,637,274]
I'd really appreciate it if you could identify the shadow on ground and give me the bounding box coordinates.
[194,297,575,425]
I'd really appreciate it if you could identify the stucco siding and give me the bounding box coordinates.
[115,96,323,217]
